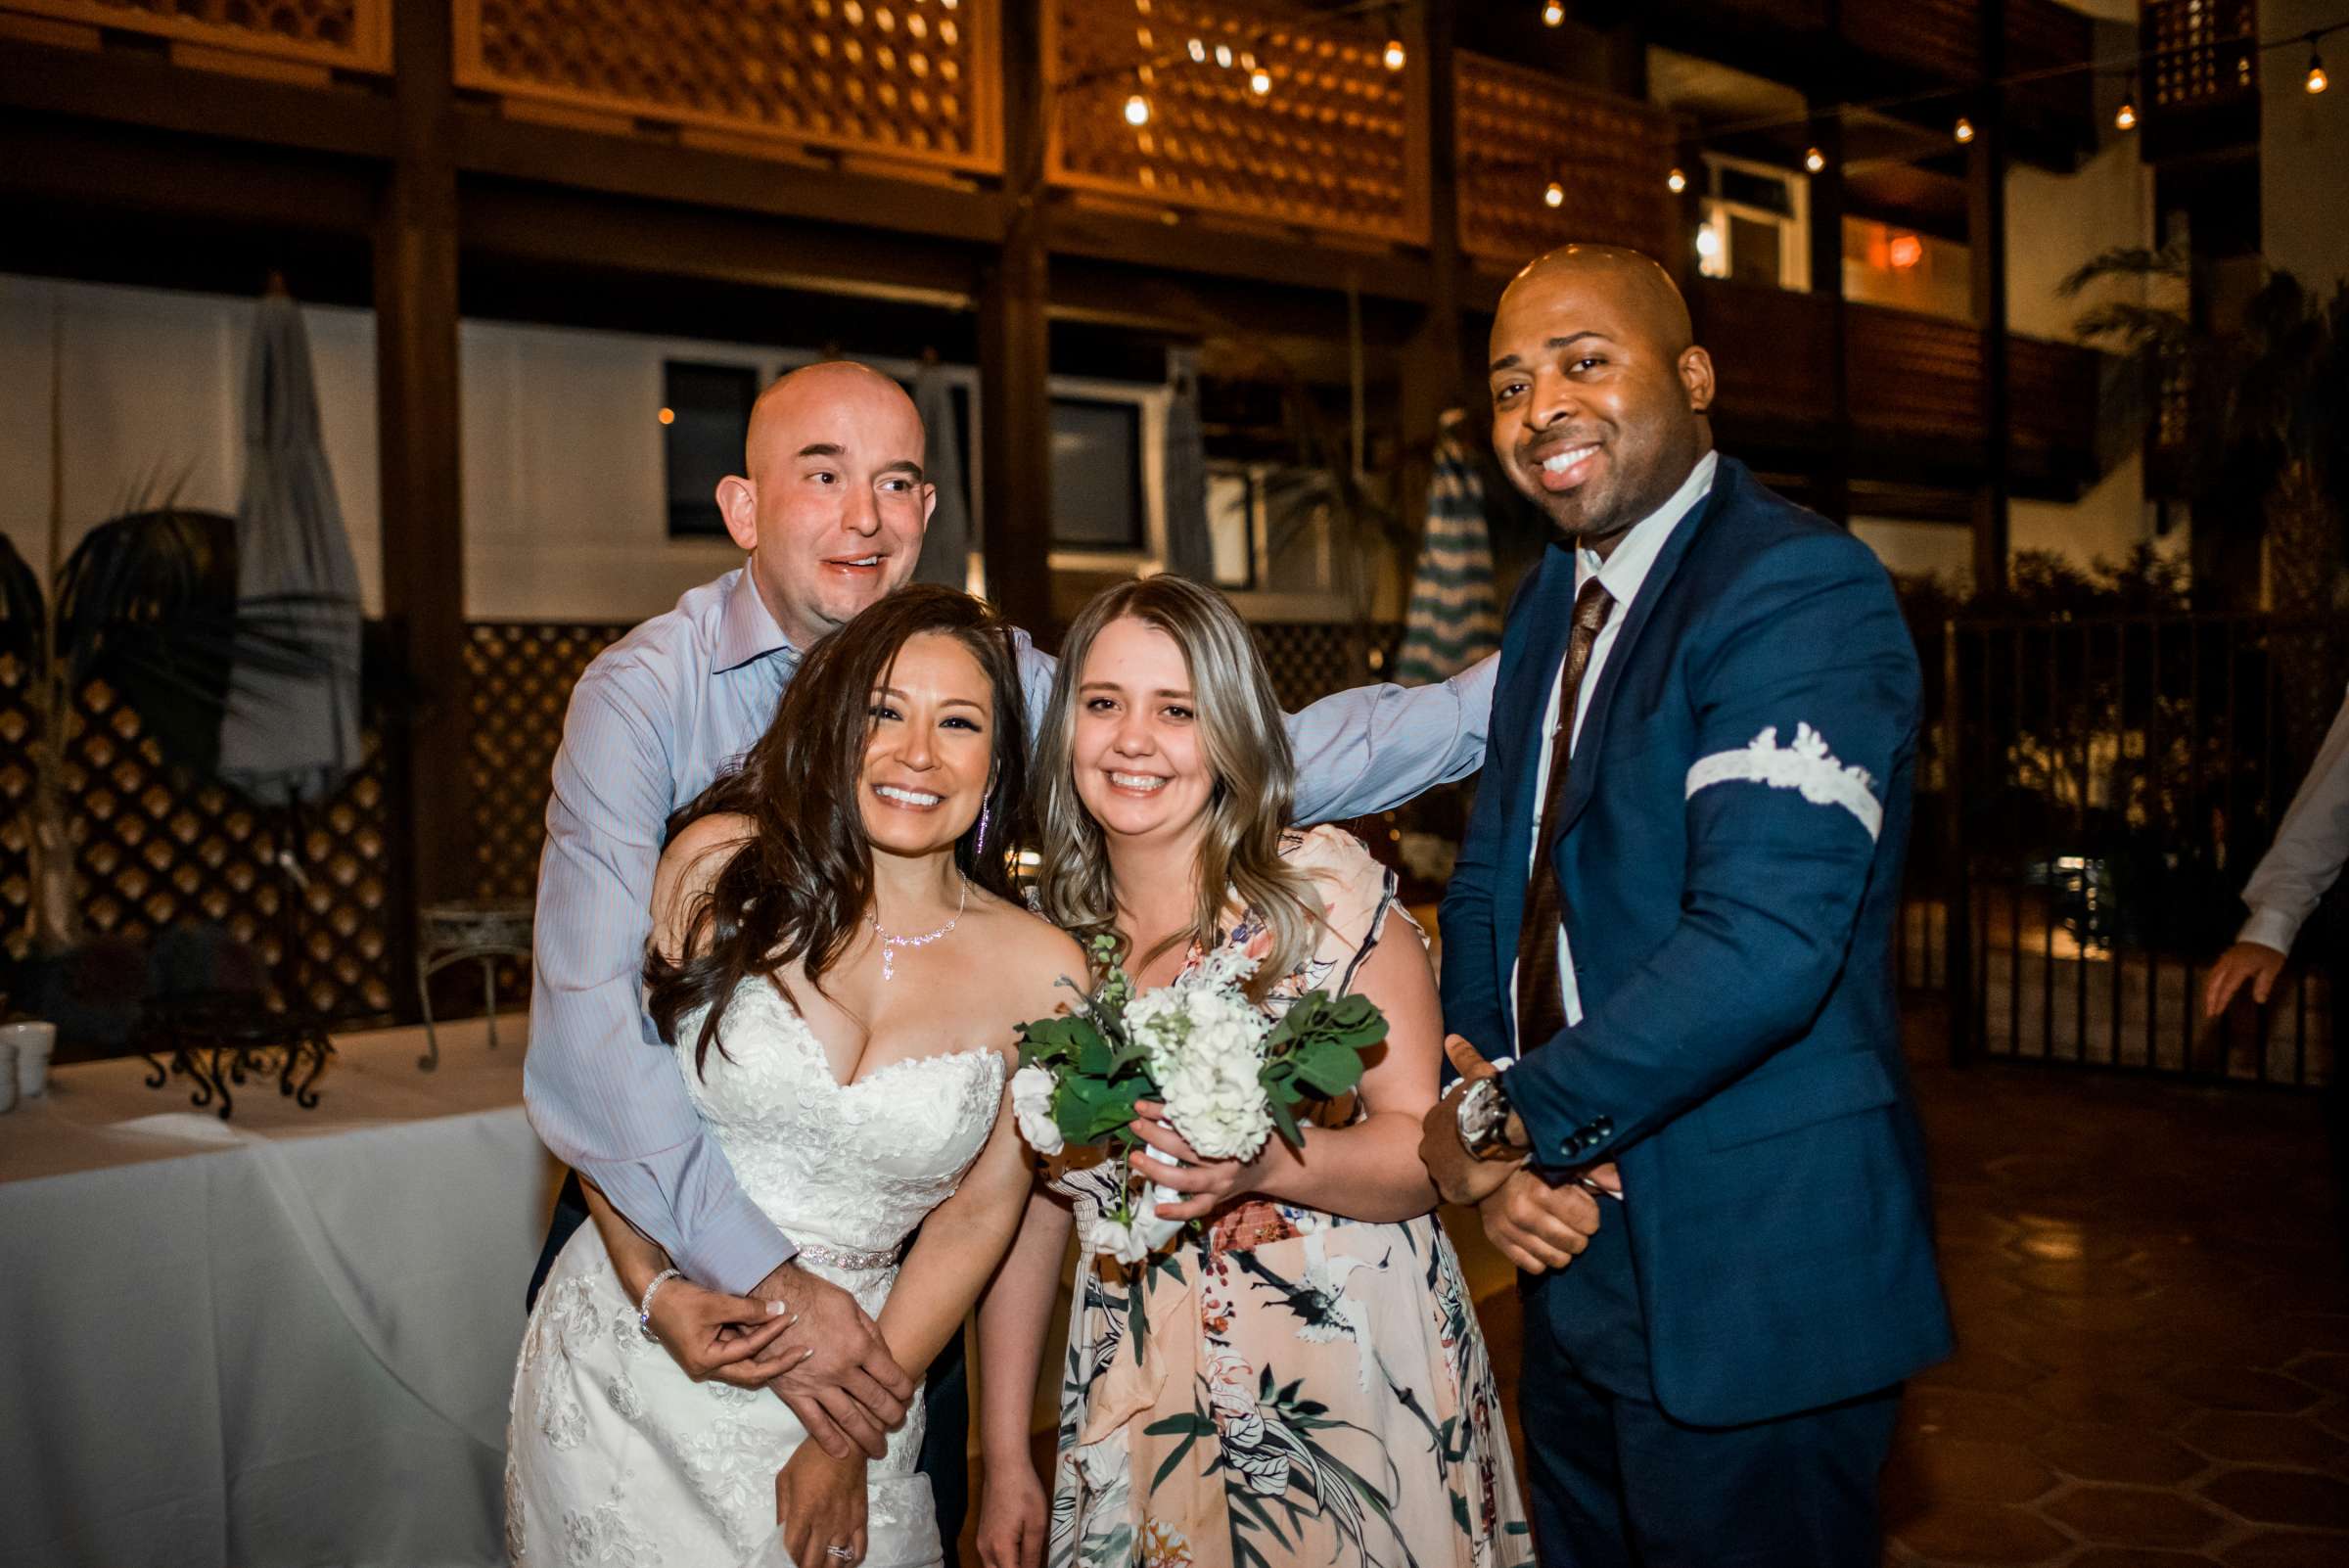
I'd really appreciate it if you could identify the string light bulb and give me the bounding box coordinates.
[1249,67,1271,95]
[1542,2,1564,26]
[1667,166,1687,194]
[1215,42,1232,69]
[1804,146,1826,173]
[2115,94,2138,130]
[1954,115,1975,143]
[1543,181,1565,208]
[1186,37,1205,63]
[1384,38,1406,71]
[2308,47,2328,94]
[1124,93,1151,126]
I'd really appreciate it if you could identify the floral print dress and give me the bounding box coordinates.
[1044,826,1534,1568]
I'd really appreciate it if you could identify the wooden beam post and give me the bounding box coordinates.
[1808,101,1853,527]
[375,0,470,913]
[1969,0,2012,592]
[980,0,1053,641]
[1400,1,1466,462]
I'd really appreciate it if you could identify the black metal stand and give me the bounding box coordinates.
[141,992,335,1120]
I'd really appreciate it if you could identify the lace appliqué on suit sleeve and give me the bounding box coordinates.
[1684,722,1883,842]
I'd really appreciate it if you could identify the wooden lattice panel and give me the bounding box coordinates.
[467,622,632,900]
[1,0,390,69]
[2147,0,2257,110]
[1048,0,1424,245]
[1455,54,1675,272]
[0,674,401,1018]
[454,0,1001,173]
[1250,620,1402,713]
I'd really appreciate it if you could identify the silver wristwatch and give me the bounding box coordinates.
[1456,1074,1525,1161]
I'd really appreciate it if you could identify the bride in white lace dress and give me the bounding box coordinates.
[507,588,1082,1568]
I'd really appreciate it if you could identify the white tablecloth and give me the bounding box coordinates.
[0,1017,558,1568]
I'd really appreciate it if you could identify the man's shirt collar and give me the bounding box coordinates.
[714,567,801,675]
[1574,449,1719,607]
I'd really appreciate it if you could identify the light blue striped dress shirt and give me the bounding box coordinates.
[523,567,1497,1291]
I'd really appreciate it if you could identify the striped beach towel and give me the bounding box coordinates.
[1396,408,1501,684]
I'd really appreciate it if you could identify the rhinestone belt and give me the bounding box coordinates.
[795,1240,899,1272]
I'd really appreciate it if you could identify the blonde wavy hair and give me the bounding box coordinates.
[1033,575,1322,1002]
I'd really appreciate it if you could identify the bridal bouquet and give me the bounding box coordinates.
[1009,935,1389,1266]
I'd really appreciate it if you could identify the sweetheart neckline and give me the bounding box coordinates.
[743,977,1008,1092]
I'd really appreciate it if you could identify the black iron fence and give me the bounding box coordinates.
[1939,612,2345,1087]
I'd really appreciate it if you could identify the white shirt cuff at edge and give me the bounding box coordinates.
[2236,906,2302,955]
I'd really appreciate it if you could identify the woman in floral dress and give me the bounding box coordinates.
[975,576,1532,1568]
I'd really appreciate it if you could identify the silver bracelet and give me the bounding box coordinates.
[637,1267,684,1342]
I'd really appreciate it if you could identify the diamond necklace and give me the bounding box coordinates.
[867,877,970,982]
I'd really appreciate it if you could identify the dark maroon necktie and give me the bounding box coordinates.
[1513,578,1614,1051]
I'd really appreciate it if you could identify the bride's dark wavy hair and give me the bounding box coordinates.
[646,584,1032,1077]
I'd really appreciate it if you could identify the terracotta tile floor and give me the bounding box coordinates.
[1465,1000,2349,1566]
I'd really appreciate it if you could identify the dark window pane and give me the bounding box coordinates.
[1729,214,1783,288]
[1050,398,1143,549]
[665,361,758,538]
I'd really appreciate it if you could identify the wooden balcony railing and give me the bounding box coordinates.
[1453,53,1677,272]
[451,0,1002,175]
[1691,280,2111,492]
[1,0,390,72]
[1045,0,1424,245]
[1842,0,1979,81]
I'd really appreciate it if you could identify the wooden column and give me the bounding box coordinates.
[1399,0,1466,454]
[375,0,470,909]
[1969,0,2012,592]
[980,0,1054,641]
[1808,105,1853,526]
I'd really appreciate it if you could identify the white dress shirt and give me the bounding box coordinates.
[2237,680,2349,954]
[1514,451,1718,1048]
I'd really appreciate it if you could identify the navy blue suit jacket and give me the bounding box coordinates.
[1439,456,1951,1427]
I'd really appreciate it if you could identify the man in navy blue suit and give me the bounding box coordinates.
[1419,245,1951,1566]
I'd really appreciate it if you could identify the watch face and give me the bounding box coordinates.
[1458,1078,1504,1144]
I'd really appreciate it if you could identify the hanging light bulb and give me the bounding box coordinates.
[1542,2,1564,26]
[1214,42,1232,69]
[1249,67,1271,95]
[1804,146,1826,173]
[1543,181,1565,208]
[1667,166,1687,194]
[1186,37,1205,63]
[1384,39,1406,71]
[2307,47,2328,94]
[1954,115,1975,143]
[2115,94,2138,130]
[1124,93,1151,127]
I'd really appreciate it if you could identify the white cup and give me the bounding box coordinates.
[0,1022,55,1100]
[0,1041,17,1113]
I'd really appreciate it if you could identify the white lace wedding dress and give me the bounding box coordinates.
[505,977,1009,1568]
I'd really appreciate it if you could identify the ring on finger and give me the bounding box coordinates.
[825,1546,856,1561]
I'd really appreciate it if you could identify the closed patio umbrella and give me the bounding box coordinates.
[216,287,362,808]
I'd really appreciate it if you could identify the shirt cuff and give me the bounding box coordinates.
[2236,907,2301,955]
[674,1190,798,1295]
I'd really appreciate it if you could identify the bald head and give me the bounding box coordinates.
[719,358,938,650]
[745,359,925,483]
[1501,245,1694,361]
[1486,244,1715,547]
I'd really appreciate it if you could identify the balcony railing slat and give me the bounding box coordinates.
[2,0,392,71]
[1046,0,1422,245]
[1453,53,1676,271]
[450,0,1002,176]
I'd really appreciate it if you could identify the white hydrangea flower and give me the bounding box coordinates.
[1130,969,1273,1162]
[1085,1180,1179,1265]
[1009,1064,1064,1156]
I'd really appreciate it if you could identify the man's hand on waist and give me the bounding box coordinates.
[752,1261,917,1461]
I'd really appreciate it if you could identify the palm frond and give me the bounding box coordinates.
[2057,240,2189,299]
